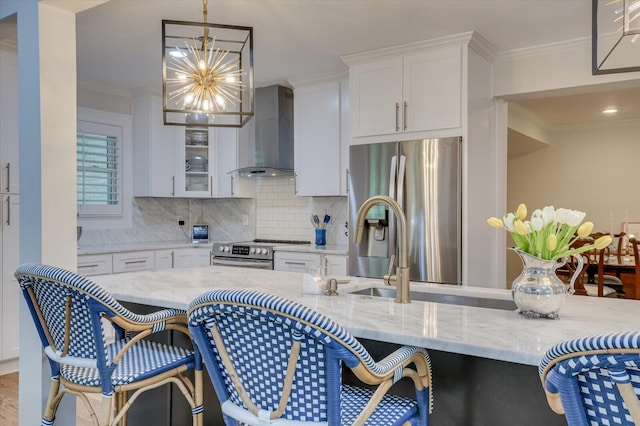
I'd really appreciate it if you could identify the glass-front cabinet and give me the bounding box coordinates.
[177,126,214,197]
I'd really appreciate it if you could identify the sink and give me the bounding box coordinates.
[350,287,517,311]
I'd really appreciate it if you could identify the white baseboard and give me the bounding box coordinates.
[0,357,18,375]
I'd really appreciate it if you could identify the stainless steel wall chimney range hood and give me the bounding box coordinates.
[231,85,294,177]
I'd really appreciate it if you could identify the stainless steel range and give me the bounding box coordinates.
[212,239,310,270]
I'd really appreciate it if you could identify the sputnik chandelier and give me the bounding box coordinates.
[592,0,640,74]
[162,0,254,127]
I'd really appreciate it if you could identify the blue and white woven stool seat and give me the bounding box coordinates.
[341,384,418,425]
[61,338,195,387]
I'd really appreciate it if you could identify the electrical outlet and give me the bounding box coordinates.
[177,215,184,226]
[242,214,249,226]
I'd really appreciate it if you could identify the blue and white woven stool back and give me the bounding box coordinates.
[540,332,640,426]
[188,289,369,423]
[18,269,105,363]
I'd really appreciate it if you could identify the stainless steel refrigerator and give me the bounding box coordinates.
[348,138,461,284]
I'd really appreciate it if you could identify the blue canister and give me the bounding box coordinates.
[315,229,327,246]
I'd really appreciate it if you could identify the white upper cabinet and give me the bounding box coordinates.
[349,58,403,138]
[215,126,254,198]
[403,47,462,132]
[133,94,253,198]
[346,45,462,139]
[133,94,178,197]
[0,48,19,194]
[292,76,349,196]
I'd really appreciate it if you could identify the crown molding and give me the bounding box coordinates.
[341,31,476,65]
[288,69,348,88]
[552,116,640,132]
[508,102,552,130]
[496,36,590,63]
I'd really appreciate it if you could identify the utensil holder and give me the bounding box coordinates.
[315,229,326,246]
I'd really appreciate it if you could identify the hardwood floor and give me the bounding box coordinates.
[0,372,98,426]
[0,372,18,426]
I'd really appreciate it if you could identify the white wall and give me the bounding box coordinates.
[506,119,640,281]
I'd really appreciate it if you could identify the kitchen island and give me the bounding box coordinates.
[91,266,640,425]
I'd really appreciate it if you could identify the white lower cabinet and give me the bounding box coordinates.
[77,254,113,276]
[323,254,348,277]
[154,250,174,270]
[192,248,212,267]
[274,252,322,273]
[112,251,155,274]
[274,251,348,276]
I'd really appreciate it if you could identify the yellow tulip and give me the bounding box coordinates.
[577,221,594,238]
[514,220,528,235]
[486,217,504,228]
[594,235,613,250]
[516,203,527,220]
[546,234,557,251]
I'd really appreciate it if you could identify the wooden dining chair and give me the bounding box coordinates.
[627,237,640,299]
[558,240,617,297]
[589,232,625,297]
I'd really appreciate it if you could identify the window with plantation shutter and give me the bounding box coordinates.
[77,120,123,216]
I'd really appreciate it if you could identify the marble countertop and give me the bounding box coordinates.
[78,241,212,256]
[90,266,640,367]
[78,242,348,256]
[274,244,348,255]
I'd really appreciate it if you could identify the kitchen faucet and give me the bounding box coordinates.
[354,194,410,303]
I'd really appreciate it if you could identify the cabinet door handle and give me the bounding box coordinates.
[403,101,408,130]
[171,251,175,268]
[395,103,400,132]
[5,195,10,226]
[124,260,147,265]
[294,174,298,195]
[171,176,175,196]
[230,175,235,196]
[5,163,10,192]
[345,169,350,194]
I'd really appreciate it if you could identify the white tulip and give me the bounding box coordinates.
[541,206,555,226]
[530,216,544,231]
[556,208,585,227]
[503,213,516,232]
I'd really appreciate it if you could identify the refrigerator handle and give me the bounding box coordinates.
[388,155,397,198]
[397,155,406,209]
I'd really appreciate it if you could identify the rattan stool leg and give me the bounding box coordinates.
[42,378,61,424]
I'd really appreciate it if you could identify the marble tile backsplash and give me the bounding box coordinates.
[79,197,256,247]
[79,178,348,247]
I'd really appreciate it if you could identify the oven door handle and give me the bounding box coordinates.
[212,258,273,269]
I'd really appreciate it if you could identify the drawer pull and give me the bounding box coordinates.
[78,264,99,268]
[284,261,307,266]
[124,260,148,265]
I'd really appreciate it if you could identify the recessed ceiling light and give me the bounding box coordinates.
[602,108,618,114]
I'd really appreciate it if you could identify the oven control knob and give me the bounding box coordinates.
[223,246,230,252]
[261,248,269,255]
[218,246,225,251]
[250,248,256,254]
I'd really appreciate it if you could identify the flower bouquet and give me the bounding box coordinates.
[487,204,612,261]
